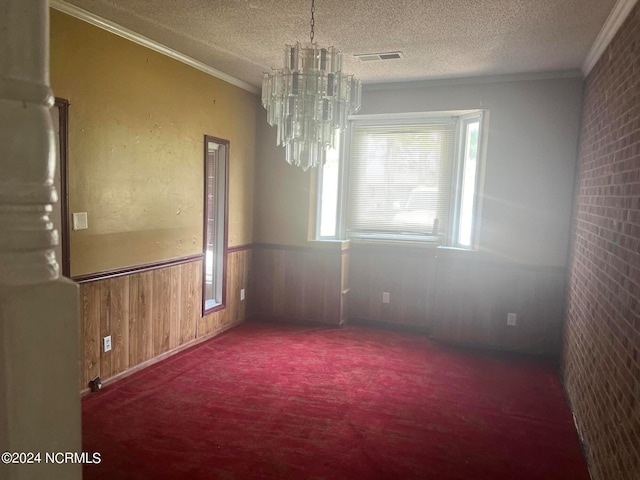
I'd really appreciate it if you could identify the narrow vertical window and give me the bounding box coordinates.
[454,114,482,248]
[203,136,229,314]
[316,130,342,239]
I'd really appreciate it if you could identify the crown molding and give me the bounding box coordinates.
[49,0,259,94]
[582,0,638,76]
[363,70,583,91]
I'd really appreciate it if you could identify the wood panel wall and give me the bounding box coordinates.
[349,244,566,357]
[80,240,564,392]
[349,246,438,329]
[251,243,348,326]
[80,248,251,390]
[432,257,566,356]
[198,248,252,338]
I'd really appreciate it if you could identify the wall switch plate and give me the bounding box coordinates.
[507,313,517,326]
[382,292,390,304]
[103,335,112,352]
[72,212,88,230]
[240,288,245,301]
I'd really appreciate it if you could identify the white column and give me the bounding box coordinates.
[0,1,82,479]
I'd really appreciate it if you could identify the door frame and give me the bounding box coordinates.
[54,97,70,277]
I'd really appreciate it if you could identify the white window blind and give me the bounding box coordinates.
[347,121,455,242]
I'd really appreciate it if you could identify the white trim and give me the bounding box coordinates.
[349,110,476,122]
[582,0,638,76]
[363,70,582,91]
[49,0,259,94]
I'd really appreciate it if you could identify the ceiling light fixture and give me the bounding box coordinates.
[261,0,362,171]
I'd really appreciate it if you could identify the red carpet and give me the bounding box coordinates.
[82,321,589,479]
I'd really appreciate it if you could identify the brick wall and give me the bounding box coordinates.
[562,5,640,480]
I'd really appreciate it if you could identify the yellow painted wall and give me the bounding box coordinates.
[50,10,258,276]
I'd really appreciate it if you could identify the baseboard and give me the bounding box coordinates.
[81,319,244,396]
[246,312,344,328]
[348,317,433,336]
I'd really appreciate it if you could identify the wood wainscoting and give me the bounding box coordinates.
[349,244,438,330]
[79,247,252,392]
[251,242,349,326]
[79,240,565,392]
[198,246,252,338]
[349,244,567,357]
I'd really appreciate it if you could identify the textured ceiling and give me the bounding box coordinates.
[62,0,617,88]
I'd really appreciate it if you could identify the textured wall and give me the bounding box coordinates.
[359,76,583,267]
[254,76,583,266]
[50,10,258,276]
[562,6,640,480]
[253,116,313,246]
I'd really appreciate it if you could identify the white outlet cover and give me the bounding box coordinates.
[240,288,245,301]
[103,335,112,352]
[382,292,390,304]
[72,212,88,230]
[507,313,517,326]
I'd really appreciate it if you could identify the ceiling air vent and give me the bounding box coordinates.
[355,51,404,62]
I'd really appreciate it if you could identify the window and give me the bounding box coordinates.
[453,114,482,248]
[316,111,485,248]
[203,135,229,314]
[316,130,344,238]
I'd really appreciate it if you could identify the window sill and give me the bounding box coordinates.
[346,238,480,257]
[203,300,225,316]
[436,245,474,252]
[309,239,350,245]
[312,237,479,259]
[349,237,440,248]
[307,239,350,252]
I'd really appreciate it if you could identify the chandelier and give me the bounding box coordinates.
[261,0,362,170]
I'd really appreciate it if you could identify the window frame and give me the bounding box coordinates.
[315,130,348,240]
[450,111,485,249]
[202,135,229,316]
[315,110,486,249]
[53,97,71,277]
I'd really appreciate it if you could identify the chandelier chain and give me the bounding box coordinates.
[310,0,315,43]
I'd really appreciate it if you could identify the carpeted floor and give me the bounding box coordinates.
[82,321,589,479]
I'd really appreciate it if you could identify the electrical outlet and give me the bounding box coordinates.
[240,288,245,301]
[507,313,517,326]
[382,292,390,304]
[103,335,112,352]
